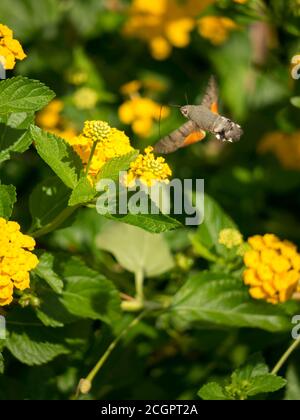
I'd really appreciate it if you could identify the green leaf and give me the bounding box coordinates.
[0,76,55,114]
[97,221,174,277]
[53,256,121,323]
[0,184,16,219]
[5,310,69,366]
[96,184,182,233]
[3,111,35,129]
[96,150,139,183]
[291,97,300,108]
[29,177,71,231]
[30,125,83,189]
[6,330,69,366]
[285,364,300,400]
[244,374,286,397]
[105,212,182,234]
[198,383,228,400]
[199,355,286,400]
[0,112,35,162]
[68,176,96,206]
[34,251,64,294]
[165,272,290,332]
[230,355,286,397]
[35,289,78,328]
[193,194,238,258]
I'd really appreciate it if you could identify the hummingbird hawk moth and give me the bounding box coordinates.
[154,76,243,154]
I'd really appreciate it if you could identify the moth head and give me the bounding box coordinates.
[180,106,189,118]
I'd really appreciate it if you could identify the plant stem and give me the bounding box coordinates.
[85,140,98,176]
[76,311,146,397]
[135,269,144,303]
[29,205,79,238]
[271,335,300,375]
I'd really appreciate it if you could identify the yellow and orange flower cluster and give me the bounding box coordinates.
[0,23,26,70]
[198,16,239,45]
[123,0,215,60]
[258,131,300,171]
[0,218,39,306]
[119,96,169,137]
[67,120,134,178]
[123,1,245,59]
[125,146,172,187]
[66,120,172,186]
[36,99,77,142]
[243,234,300,304]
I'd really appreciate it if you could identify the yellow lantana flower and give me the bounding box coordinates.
[125,146,172,187]
[73,87,99,110]
[258,131,300,171]
[120,80,142,96]
[0,218,39,306]
[119,96,169,137]
[36,99,64,130]
[243,234,300,304]
[123,0,214,60]
[198,16,239,45]
[66,121,134,178]
[82,120,111,142]
[36,99,78,142]
[218,228,243,249]
[0,23,26,70]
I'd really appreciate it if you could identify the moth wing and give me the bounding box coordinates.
[154,120,202,154]
[181,130,206,148]
[201,75,219,114]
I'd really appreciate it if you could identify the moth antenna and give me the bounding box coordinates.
[168,103,181,108]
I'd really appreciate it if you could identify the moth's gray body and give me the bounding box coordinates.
[154,76,243,154]
[181,104,243,143]
[183,105,218,130]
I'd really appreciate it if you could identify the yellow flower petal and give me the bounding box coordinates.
[244,250,260,268]
[150,37,172,60]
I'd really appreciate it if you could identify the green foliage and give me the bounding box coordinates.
[6,325,70,366]
[31,125,83,189]
[68,177,96,206]
[291,97,300,108]
[35,256,121,324]
[97,222,174,277]
[96,151,139,183]
[164,272,290,332]
[105,211,182,233]
[0,77,55,114]
[285,364,300,400]
[34,251,64,294]
[192,193,237,260]
[0,184,16,219]
[199,355,286,400]
[0,0,300,401]
[0,119,33,163]
[29,177,71,231]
